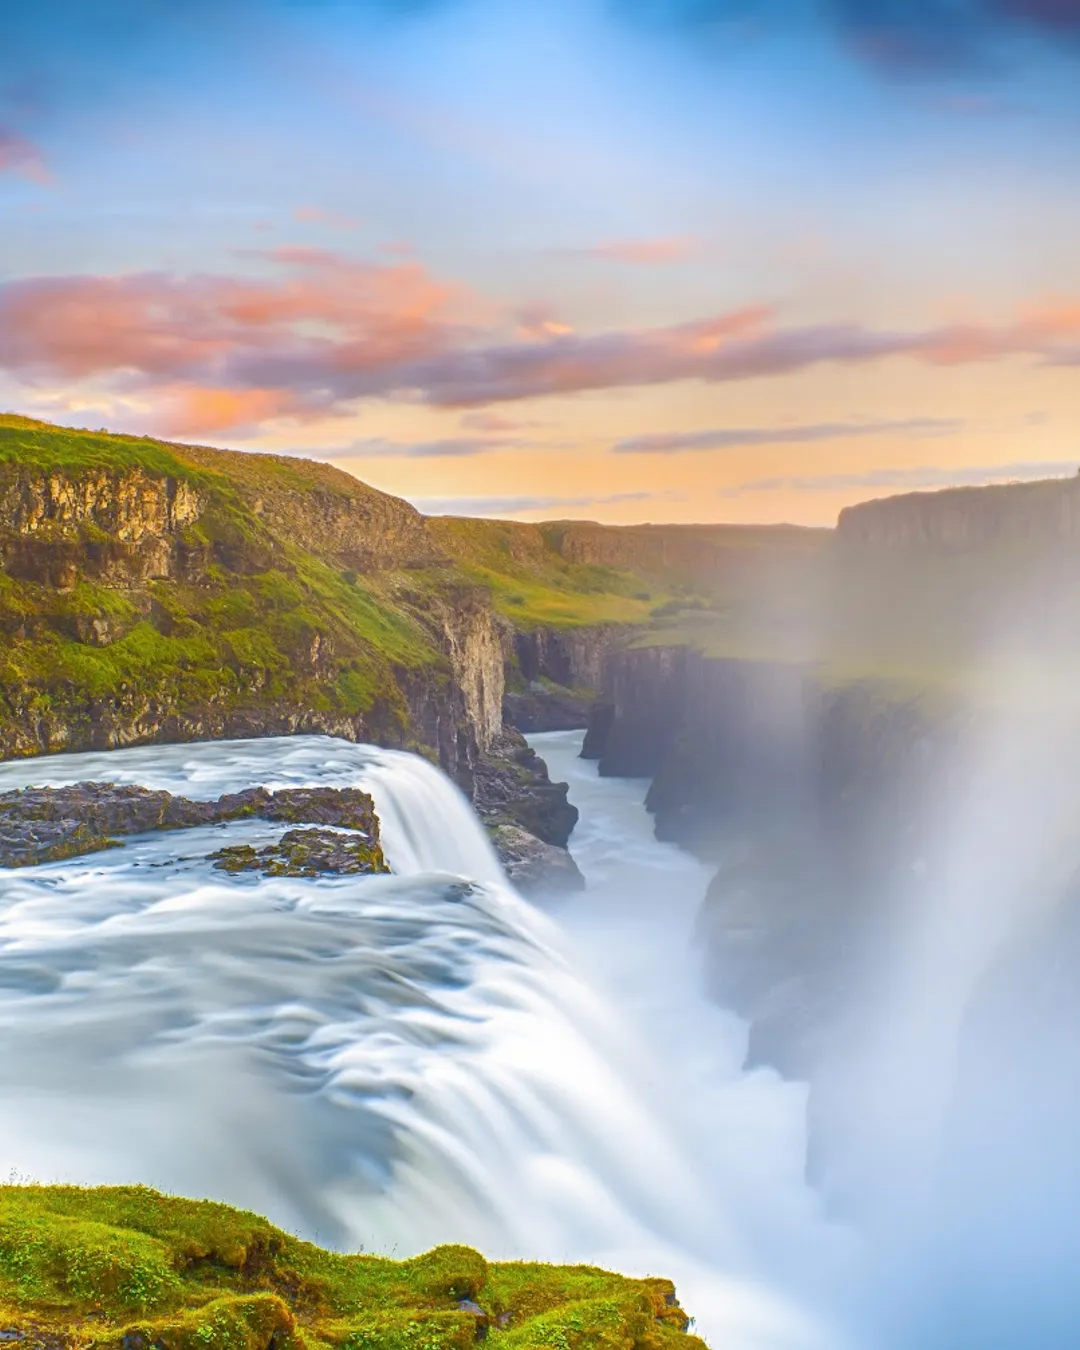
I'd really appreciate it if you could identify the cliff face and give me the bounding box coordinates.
[582,639,969,1082]
[1,465,207,587]
[502,624,624,732]
[178,440,440,572]
[837,472,1080,550]
[548,520,824,575]
[0,422,496,780]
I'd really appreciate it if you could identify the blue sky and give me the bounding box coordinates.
[2,0,1079,523]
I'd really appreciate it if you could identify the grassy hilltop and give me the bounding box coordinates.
[0,414,832,758]
[6,411,1073,757]
[0,1185,706,1349]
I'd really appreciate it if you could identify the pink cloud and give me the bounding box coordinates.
[459,411,549,432]
[584,236,702,265]
[293,204,360,231]
[3,250,1080,437]
[0,129,50,184]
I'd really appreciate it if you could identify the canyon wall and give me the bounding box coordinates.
[582,642,970,1079]
[837,472,1080,549]
[547,520,823,575]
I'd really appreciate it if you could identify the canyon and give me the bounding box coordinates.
[6,412,1080,1101]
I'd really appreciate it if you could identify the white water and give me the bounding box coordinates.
[0,732,850,1348]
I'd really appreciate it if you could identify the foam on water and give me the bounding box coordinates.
[0,733,849,1348]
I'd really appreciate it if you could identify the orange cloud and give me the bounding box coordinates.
[154,386,325,437]
[0,249,473,383]
[584,236,702,265]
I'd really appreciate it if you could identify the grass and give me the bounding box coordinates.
[426,518,674,628]
[0,418,217,484]
[0,1185,707,1350]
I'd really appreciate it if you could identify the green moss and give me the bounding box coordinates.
[0,1186,707,1350]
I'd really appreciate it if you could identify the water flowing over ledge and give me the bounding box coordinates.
[0,733,848,1349]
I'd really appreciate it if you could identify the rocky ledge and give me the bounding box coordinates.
[0,783,385,872]
[0,774,586,895]
[211,827,389,878]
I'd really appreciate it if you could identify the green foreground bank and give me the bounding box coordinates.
[0,1185,707,1350]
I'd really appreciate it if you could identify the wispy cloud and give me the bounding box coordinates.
[459,411,550,432]
[0,128,49,183]
[613,417,965,455]
[338,435,527,459]
[575,236,702,265]
[293,205,360,231]
[721,460,1080,496]
[410,490,668,516]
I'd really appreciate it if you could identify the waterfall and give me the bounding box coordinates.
[0,734,846,1349]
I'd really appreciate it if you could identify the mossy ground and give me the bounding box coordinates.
[0,1186,707,1350]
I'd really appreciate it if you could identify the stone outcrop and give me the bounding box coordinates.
[473,728,579,848]
[0,782,385,869]
[211,827,389,878]
[488,823,585,896]
[0,465,209,588]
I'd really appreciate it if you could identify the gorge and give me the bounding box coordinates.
[6,415,1080,1346]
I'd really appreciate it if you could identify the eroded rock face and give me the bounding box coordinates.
[489,824,585,897]
[0,467,208,587]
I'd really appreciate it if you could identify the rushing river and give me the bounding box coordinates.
[0,731,851,1349]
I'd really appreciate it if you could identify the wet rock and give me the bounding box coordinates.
[0,783,384,870]
[490,824,584,897]
[473,728,578,848]
[211,827,388,878]
[0,817,119,868]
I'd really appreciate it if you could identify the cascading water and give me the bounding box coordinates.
[0,732,849,1349]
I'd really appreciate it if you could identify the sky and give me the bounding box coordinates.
[1,0,1079,526]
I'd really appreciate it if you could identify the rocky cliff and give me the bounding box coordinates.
[0,440,491,772]
[0,417,592,883]
[837,471,1080,550]
[580,635,973,1082]
[547,520,825,575]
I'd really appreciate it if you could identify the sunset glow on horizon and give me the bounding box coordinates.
[2,0,1079,526]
